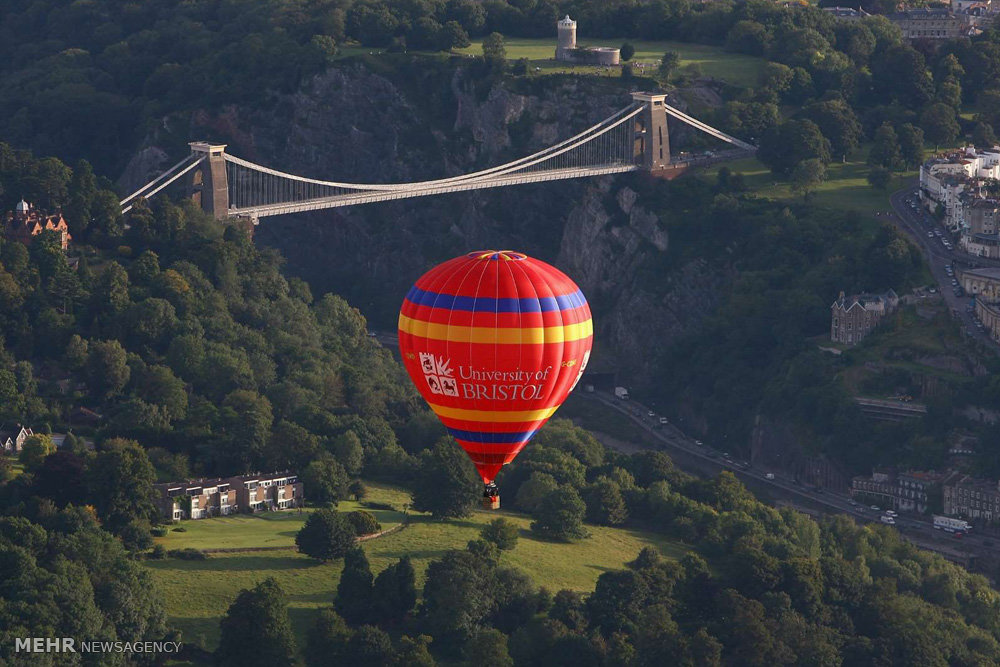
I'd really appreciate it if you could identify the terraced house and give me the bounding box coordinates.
[154,471,303,521]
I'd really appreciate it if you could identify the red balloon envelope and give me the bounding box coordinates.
[398,250,593,493]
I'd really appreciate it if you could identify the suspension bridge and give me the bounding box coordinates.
[121,92,754,222]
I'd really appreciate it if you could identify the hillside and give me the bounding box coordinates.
[146,482,687,649]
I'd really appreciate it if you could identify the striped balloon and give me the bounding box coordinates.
[398,250,594,487]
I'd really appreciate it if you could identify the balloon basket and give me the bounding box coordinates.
[482,495,500,510]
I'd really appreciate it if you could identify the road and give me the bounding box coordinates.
[888,185,997,348]
[583,389,998,569]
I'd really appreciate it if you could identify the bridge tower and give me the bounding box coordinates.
[188,142,229,218]
[631,92,670,171]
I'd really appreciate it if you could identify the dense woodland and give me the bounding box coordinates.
[4,0,1000,664]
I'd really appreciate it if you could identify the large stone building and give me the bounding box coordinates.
[830,289,899,345]
[3,200,72,250]
[154,471,304,521]
[554,15,620,65]
[943,473,1000,522]
[851,469,955,514]
[889,8,970,40]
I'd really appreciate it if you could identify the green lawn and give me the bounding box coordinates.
[147,483,686,651]
[454,38,765,87]
[703,152,917,214]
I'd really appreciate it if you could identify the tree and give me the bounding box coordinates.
[481,517,519,550]
[221,390,273,469]
[333,430,364,475]
[19,434,56,471]
[301,456,350,504]
[296,509,356,561]
[349,480,368,500]
[442,21,471,49]
[394,635,436,667]
[868,166,892,190]
[621,42,635,61]
[0,455,12,484]
[791,158,827,200]
[757,120,831,177]
[462,628,513,667]
[347,510,381,536]
[869,123,902,170]
[973,122,998,148]
[86,339,130,397]
[899,123,925,168]
[86,438,158,533]
[530,487,588,541]
[411,439,480,519]
[659,51,680,79]
[336,547,374,624]
[921,103,960,149]
[217,578,296,666]
[372,556,417,625]
[344,626,394,667]
[800,99,862,161]
[583,479,628,525]
[482,32,506,62]
[515,472,560,513]
[305,608,351,667]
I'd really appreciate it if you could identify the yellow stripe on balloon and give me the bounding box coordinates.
[428,404,560,423]
[398,314,593,344]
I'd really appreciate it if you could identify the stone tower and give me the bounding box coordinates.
[187,142,229,219]
[631,92,670,171]
[556,15,576,60]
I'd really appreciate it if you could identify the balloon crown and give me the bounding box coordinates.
[469,250,527,261]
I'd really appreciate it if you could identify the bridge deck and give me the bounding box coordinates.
[230,164,638,218]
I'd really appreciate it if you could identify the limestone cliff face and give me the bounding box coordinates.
[127,62,723,386]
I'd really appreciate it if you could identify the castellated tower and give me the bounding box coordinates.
[556,15,576,60]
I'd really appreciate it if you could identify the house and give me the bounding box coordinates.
[0,424,33,454]
[943,474,1000,522]
[3,200,72,250]
[153,471,304,521]
[830,289,899,345]
[888,8,972,40]
[228,471,304,513]
[851,469,958,514]
[822,6,869,20]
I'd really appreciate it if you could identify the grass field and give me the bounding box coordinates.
[147,483,686,650]
[703,151,918,214]
[453,37,765,87]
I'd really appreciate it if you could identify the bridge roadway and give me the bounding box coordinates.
[231,165,638,218]
[370,329,991,570]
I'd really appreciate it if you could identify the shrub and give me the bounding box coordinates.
[480,517,519,550]
[150,526,168,537]
[167,548,206,560]
[347,510,382,536]
[172,526,187,532]
[148,544,167,560]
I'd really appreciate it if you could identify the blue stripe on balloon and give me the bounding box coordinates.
[447,428,538,443]
[406,287,586,313]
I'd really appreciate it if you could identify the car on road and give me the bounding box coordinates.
[722,452,731,459]
[765,472,775,480]
[935,230,943,237]
[885,510,897,517]
[647,411,655,418]
[659,417,669,425]
[694,440,703,446]
[870,505,880,511]
[929,287,937,293]
[881,515,896,525]
[928,231,935,237]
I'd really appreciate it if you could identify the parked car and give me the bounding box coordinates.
[765,473,775,480]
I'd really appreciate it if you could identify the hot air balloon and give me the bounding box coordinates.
[398,250,593,509]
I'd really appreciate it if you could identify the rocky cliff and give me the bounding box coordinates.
[127,59,725,386]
